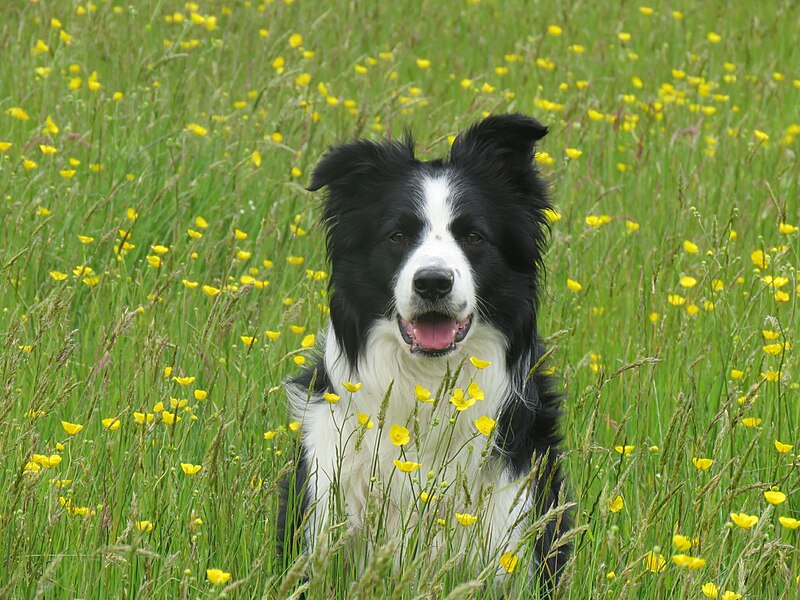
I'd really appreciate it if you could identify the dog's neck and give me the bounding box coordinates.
[323,319,513,423]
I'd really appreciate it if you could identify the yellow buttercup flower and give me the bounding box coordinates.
[750,249,768,268]
[668,294,686,306]
[343,381,362,393]
[455,512,477,526]
[161,411,180,425]
[32,454,62,468]
[499,551,519,573]
[643,551,666,572]
[692,457,713,470]
[6,107,30,120]
[288,33,303,48]
[206,568,231,585]
[469,356,492,369]
[683,240,699,254]
[389,424,410,446]
[357,413,374,429]
[586,214,611,227]
[102,418,121,431]
[778,516,800,530]
[672,534,692,552]
[774,440,792,454]
[449,388,475,411]
[393,459,422,473]
[185,123,208,136]
[608,495,624,513]
[474,415,496,436]
[543,208,561,222]
[61,421,83,435]
[672,554,706,569]
[763,490,786,505]
[135,520,154,532]
[414,385,434,403]
[180,462,202,476]
[729,512,758,529]
[467,382,484,401]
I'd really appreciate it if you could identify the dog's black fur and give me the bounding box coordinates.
[278,114,570,594]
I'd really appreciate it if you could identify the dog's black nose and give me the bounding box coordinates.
[413,268,454,300]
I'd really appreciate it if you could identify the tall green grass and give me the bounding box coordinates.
[1,0,799,597]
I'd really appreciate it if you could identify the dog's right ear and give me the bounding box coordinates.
[450,113,547,172]
[307,136,416,192]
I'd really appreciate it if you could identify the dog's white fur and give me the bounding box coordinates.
[393,175,475,322]
[289,175,534,565]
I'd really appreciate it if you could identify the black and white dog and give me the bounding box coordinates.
[280,113,569,593]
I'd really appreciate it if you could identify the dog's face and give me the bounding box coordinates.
[309,114,551,366]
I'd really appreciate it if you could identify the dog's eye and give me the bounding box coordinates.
[389,231,408,244]
[463,232,484,244]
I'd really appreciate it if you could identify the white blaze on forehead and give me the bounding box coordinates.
[393,173,476,321]
[419,175,454,240]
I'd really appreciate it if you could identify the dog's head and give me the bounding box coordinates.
[309,113,551,366]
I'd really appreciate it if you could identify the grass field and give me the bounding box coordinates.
[2,0,800,597]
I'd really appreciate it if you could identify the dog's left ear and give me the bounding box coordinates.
[307,136,416,192]
[450,113,547,169]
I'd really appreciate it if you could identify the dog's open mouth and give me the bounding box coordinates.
[397,313,473,356]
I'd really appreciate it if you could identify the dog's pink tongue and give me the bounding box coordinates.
[413,320,456,350]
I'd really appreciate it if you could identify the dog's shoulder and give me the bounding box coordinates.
[494,343,563,479]
[286,354,332,411]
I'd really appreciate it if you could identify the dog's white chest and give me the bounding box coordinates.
[293,323,528,552]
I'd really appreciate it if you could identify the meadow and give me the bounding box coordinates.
[1,0,799,597]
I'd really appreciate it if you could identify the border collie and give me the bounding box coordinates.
[279,113,570,594]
